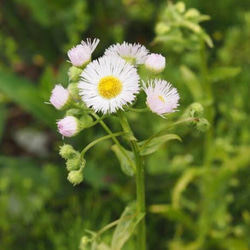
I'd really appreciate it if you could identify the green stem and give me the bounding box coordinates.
[81,132,125,156]
[91,112,136,171]
[117,111,146,250]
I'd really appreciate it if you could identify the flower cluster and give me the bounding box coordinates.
[49,38,180,138]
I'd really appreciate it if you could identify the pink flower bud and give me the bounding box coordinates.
[57,116,80,137]
[145,53,166,74]
[50,84,70,110]
[67,38,100,67]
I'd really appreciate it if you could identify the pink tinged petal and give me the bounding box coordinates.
[50,84,70,110]
[67,38,100,67]
[143,79,180,116]
[145,53,166,73]
[57,116,79,137]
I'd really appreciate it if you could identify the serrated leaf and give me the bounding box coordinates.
[180,65,203,101]
[139,134,182,156]
[111,145,135,176]
[111,202,144,250]
[0,70,57,129]
[209,67,241,83]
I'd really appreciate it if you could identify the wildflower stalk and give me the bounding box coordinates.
[91,112,136,171]
[80,132,125,156]
[117,111,146,250]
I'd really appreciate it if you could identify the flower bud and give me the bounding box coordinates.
[67,169,84,185]
[57,116,81,137]
[175,2,186,13]
[67,38,100,68]
[155,22,170,35]
[68,82,81,101]
[79,236,90,250]
[79,114,94,128]
[145,53,166,74]
[196,118,210,132]
[68,66,83,82]
[50,84,71,110]
[66,156,85,171]
[67,45,91,67]
[184,8,200,19]
[189,102,204,117]
[59,144,77,159]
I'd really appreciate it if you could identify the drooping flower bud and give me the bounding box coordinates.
[50,84,71,110]
[57,116,81,137]
[196,118,210,132]
[59,144,77,159]
[145,53,166,74]
[67,169,84,185]
[189,102,204,117]
[66,157,85,172]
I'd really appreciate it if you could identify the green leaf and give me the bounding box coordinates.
[139,134,182,156]
[209,67,241,83]
[0,104,7,143]
[111,202,144,250]
[0,70,58,128]
[200,31,214,48]
[179,65,203,101]
[111,145,135,176]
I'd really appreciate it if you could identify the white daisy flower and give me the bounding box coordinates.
[79,56,140,114]
[143,79,180,116]
[104,42,149,65]
[67,38,100,67]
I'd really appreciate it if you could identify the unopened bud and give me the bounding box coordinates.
[184,8,200,19]
[57,116,81,137]
[79,236,90,250]
[66,156,85,171]
[175,2,186,13]
[155,22,170,35]
[59,144,77,159]
[50,84,71,110]
[196,118,210,132]
[189,102,204,117]
[68,82,81,101]
[79,114,94,128]
[67,169,84,185]
[145,53,166,74]
[68,66,82,82]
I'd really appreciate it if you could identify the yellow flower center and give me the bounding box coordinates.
[98,76,122,99]
[158,95,165,103]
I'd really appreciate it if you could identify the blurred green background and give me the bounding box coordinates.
[0,0,250,249]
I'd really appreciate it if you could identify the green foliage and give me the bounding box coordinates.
[0,0,250,249]
[111,202,144,250]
